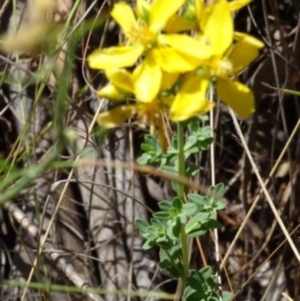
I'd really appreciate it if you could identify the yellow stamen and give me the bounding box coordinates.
[128,21,157,49]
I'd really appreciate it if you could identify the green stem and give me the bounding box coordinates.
[177,122,189,289]
[180,225,189,289]
[177,122,185,199]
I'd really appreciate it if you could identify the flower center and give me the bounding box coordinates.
[215,58,233,77]
[140,102,160,118]
[129,21,157,49]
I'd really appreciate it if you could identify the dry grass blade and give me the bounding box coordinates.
[229,109,300,263]
[221,118,300,269]
[4,202,104,301]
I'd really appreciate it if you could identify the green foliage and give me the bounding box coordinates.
[138,116,213,194]
[135,116,231,300]
[183,266,232,301]
[138,135,166,166]
[138,117,212,166]
[184,117,213,157]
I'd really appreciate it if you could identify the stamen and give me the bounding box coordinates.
[218,59,233,76]
[128,22,156,49]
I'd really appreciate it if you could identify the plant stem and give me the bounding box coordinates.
[177,122,185,199]
[180,225,189,289]
[177,122,189,289]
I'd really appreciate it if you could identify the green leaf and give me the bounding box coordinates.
[171,135,179,149]
[184,135,198,151]
[172,197,183,212]
[188,194,206,206]
[183,267,220,301]
[136,0,150,22]
[142,240,156,250]
[199,266,214,280]
[153,211,170,220]
[160,165,179,193]
[156,236,171,247]
[171,217,181,238]
[187,118,200,133]
[159,246,182,278]
[137,153,151,165]
[158,200,172,211]
[183,286,198,301]
[187,228,206,237]
[215,199,226,210]
[166,146,178,156]
[185,212,220,237]
[141,143,154,152]
[204,218,221,229]
[185,215,200,235]
[160,165,177,174]
[222,291,233,301]
[208,183,225,198]
[145,134,158,148]
[135,219,150,233]
[184,147,199,158]
[159,157,168,167]
[182,203,198,216]
[186,166,199,177]
[195,212,212,222]
[199,114,209,122]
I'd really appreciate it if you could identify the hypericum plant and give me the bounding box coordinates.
[87,0,264,299]
[135,117,229,300]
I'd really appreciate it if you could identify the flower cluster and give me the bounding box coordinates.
[88,0,263,149]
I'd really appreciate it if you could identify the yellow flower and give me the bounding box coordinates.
[97,67,178,101]
[202,0,264,118]
[163,15,197,33]
[170,74,214,121]
[170,0,264,121]
[88,0,180,70]
[96,69,134,101]
[197,0,252,22]
[96,68,176,150]
[164,0,251,34]
[98,101,169,151]
[87,0,212,102]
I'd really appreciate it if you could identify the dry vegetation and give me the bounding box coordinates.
[0,0,299,300]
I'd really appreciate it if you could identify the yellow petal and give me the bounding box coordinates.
[229,0,251,11]
[160,72,179,91]
[195,0,205,20]
[201,0,233,57]
[97,105,134,128]
[87,45,144,69]
[170,75,213,121]
[149,0,186,32]
[133,54,163,102]
[111,2,137,38]
[164,15,197,33]
[97,84,128,101]
[216,77,255,118]
[105,68,133,93]
[234,31,264,48]
[152,47,201,73]
[159,34,212,61]
[230,33,264,74]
